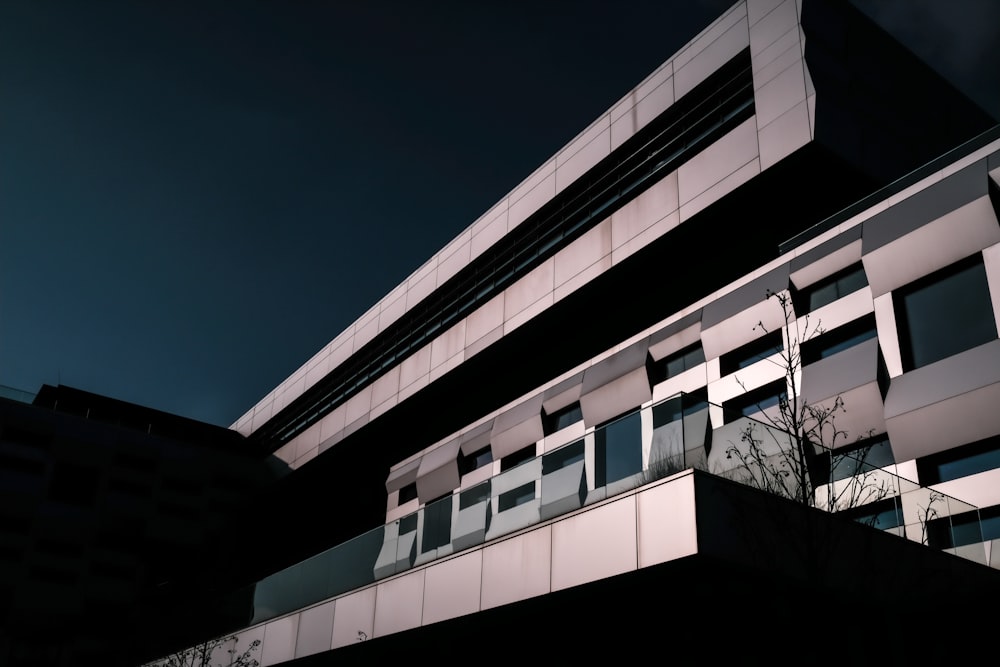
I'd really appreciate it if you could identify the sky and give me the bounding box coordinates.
[1,1,998,427]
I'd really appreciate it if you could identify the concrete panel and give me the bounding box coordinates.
[331,587,375,649]
[873,294,903,378]
[430,320,466,371]
[748,0,785,26]
[318,404,347,443]
[806,288,873,334]
[652,364,710,403]
[649,321,702,361]
[611,109,638,152]
[466,323,503,359]
[674,2,747,70]
[758,98,811,171]
[863,196,1000,297]
[295,445,319,468]
[466,292,505,347]
[470,207,508,259]
[422,551,483,625]
[295,601,335,659]
[343,384,373,427]
[327,335,354,373]
[397,371,429,403]
[679,145,760,221]
[675,17,750,100]
[752,30,801,91]
[554,220,612,287]
[610,209,681,267]
[801,338,886,443]
[637,473,698,566]
[370,365,400,410]
[580,367,651,427]
[293,421,322,461]
[509,171,556,230]
[251,401,274,431]
[273,441,296,466]
[754,59,808,128]
[510,157,555,206]
[504,290,554,334]
[504,258,554,319]
[749,0,798,57]
[885,340,1000,462]
[701,288,788,361]
[405,269,438,311]
[553,254,613,304]
[437,239,471,287]
[378,292,407,334]
[374,570,425,638]
[231,627,265,666]
[541,373,584,415]
[636,76,675,130]
[551,496,638,591]
[481,524,552,610]
[416,437,461,503]
[398,343,432,391]
[611,172,679,250]
[234,414,253,436]
[634,60,673,107]
[709,350,785,403]
[261,615,298,667]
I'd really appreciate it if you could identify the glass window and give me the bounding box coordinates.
[421,494,452,552]
[811,434,895,485]
[543,402,583,435]
[801,314,878,365]
[459,481,490,510]
[839,497,904,530]
[794,262,868,314]
[458,445,492,476]
[398,482,418,505]
[498,482,535,512]
[894,254,997,370]
[722,380,786,424]
[500,445,536,472]
[542,440,584,475]
[925,505,1000,549]
[719,331,783,376]
[595,410,642,487]
[917,434,1000,484]
[651,343,705,385]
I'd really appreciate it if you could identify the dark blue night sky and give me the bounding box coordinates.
[1,1,998,426]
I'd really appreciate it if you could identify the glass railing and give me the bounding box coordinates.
[239,391,987,629]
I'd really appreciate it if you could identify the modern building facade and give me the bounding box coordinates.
[124,0,1000,663]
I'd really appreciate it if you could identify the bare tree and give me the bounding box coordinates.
[721,289,890,515]
[152,635,261,667]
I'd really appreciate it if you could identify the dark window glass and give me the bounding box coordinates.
[926,505,1000,549]
[542,440,584,475]
[498,482,535,512]
[812,434,895,485]
[543,403,583,434]
[458,445,492,476]
[595,410,642,487]
[917,434,1000,485]
[421,494,452,552]
[651,343,705,385]
[801,314,878,365]
[459,481,490,510]
[722,380,786,424]
[398,513,417,534]
[795,263,868,313]
[652,389,709,428]
[840,497,904,530]
[500,445,536,472]
[398,482,418,505]
[894,254,997,370]
[48,463,99,507]
[719,331,783,376]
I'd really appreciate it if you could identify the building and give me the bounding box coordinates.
[102,0,1000,663]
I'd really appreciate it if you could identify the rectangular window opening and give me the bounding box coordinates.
[793,262,868,314]
[719,331,783,376]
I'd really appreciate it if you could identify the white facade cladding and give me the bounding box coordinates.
[149,0,1000,665]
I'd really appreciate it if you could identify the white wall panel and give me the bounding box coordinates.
[466,292,505,348]
[422,551,483,625]
[675,14,750,100]
[331,587,375,649]
[635,75,675,130]
[398,343,432,392]
[504,258,554,320]
[551,496,638,591]
[554,221,612,288]
[374,570,425,638]
[294,601,335,659]
[754,59,808,128]
[260,615,298,667]
[758,99,811,170]
[747,0,784,26]
[611,172,679,250]
[637,473,698,566]
[509,171,556,230]
[470,207,508,259]
[480,525,552,610]
[749,0,797,58]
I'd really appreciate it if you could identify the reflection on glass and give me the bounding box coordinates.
[595,410,642,487]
